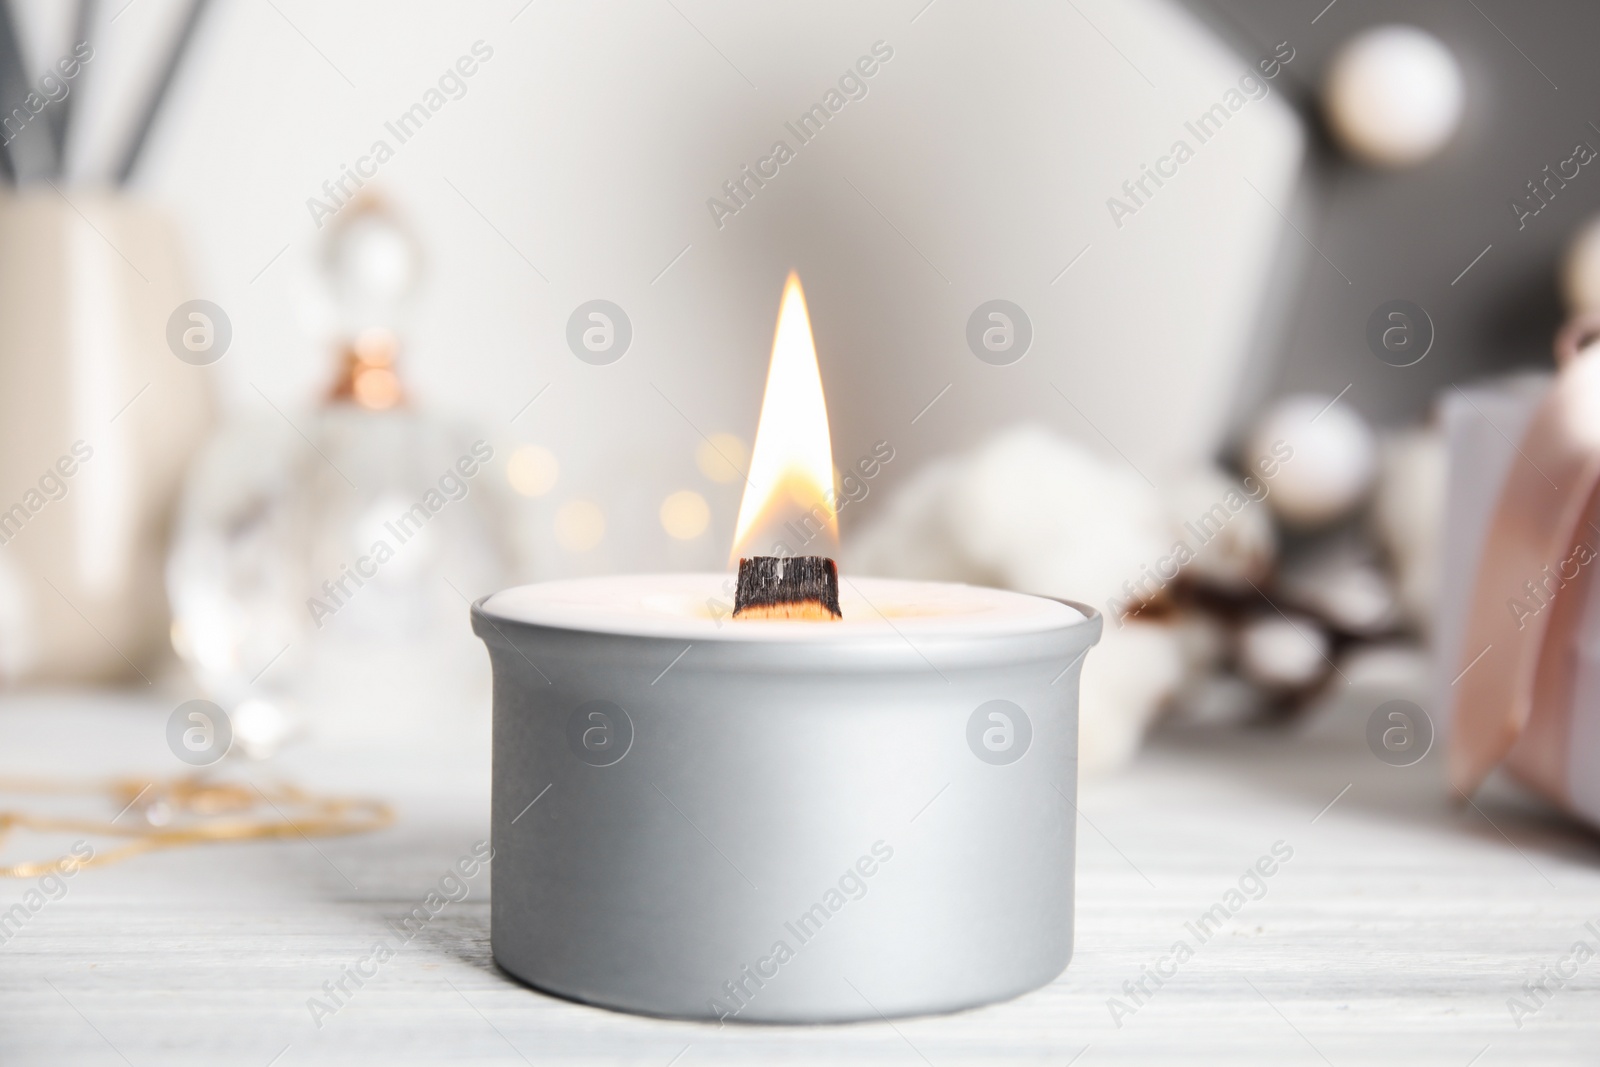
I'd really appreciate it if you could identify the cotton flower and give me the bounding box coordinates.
[847,425,1184,775]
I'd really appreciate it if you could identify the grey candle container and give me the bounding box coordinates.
[472,584,1101,1023]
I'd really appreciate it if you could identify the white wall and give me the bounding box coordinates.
[16,0,1303,578]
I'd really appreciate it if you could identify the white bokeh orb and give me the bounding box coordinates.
[1562,215,1600,313]
[1246,393,1377,528]
[1323,25,1464,168]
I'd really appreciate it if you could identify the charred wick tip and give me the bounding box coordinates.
[732,556,842,621]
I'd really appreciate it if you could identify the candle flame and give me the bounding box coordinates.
[730,272,837,562]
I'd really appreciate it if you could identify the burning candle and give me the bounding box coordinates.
[474,273,1101,1022]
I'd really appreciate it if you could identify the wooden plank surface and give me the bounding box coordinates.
[1,690,1597,1065]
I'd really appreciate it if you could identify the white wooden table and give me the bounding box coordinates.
[1,688,1597,1065]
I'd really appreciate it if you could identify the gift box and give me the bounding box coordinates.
[1437,319,1600,824]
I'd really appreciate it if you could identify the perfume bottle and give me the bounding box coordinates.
[167,193,510,754]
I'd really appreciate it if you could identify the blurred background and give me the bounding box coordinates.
[1,0,1596,772]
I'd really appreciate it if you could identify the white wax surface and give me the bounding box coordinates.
[479,574,1084,641]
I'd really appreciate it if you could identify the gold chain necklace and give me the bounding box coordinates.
[0,775,393,878]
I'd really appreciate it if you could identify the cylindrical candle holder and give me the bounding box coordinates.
[473,575,1101,1023]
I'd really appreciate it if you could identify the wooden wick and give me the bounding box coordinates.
[732,556,841,621]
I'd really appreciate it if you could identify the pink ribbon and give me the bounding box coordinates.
[1450,314,1600,805]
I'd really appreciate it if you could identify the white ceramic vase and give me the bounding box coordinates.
[0,189,213,683]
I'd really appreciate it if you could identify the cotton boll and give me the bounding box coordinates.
[1078,620,1185,775]
[844,458,989,584]
[1164,614,1273,729]
[1562,216,1600,314]
[1295,562,1398,636]
[1278,542,1401,637]
[1246,394,1376,529]
[1323,25,1464,168]
[1236,612,1332,690]
[1371,427,1446,630]
[942,425,1170,609]
[847,426,1183,773]
[1167,467,1277,591]
[1164,610,1268,726]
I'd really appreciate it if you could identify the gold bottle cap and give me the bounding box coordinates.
[326,327,406,411]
